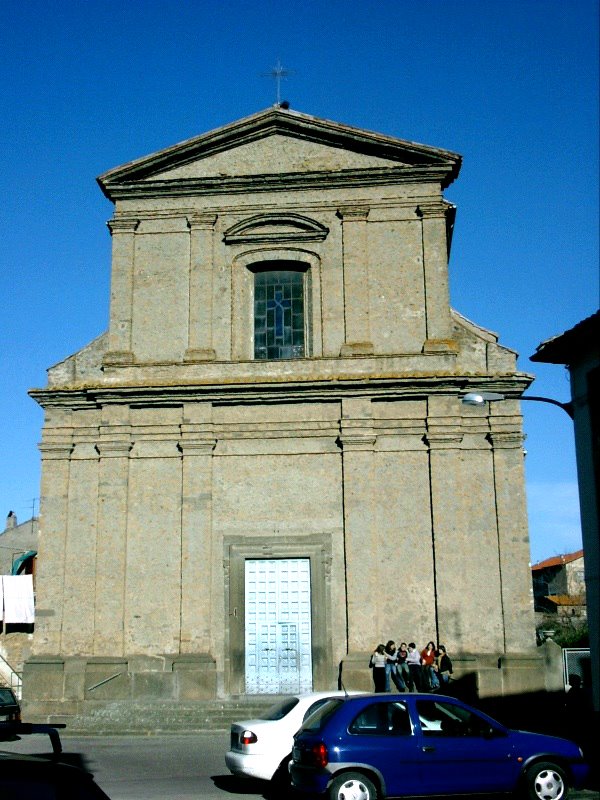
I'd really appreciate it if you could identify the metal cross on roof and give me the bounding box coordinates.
[261,58,293,106]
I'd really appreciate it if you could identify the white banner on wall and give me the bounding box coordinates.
[1,574,35,623]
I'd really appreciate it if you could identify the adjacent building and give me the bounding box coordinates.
[24,108,539,717]
[532,311,599,710]
[0,513,38,579]
[532,549,587,621]
[1,512,37,690]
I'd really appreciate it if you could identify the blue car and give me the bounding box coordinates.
[290,693,588,800]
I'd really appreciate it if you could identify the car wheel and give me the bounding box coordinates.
[329,771,378,800]
[524,761,569,800]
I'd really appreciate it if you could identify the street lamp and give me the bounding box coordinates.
[462,392,574,419]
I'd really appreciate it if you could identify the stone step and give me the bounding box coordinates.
[47,698,282,735]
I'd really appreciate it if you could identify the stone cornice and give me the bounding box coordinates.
[424,432,464,449]
[29,373,533,409]
[186,213,218,230]
[487,432,526,449]
[336,206,370,221]
[101,165,454,201]
[337,433,377,450]
[107,218,140,234]
[39,443,74,459]
[178,439,217,456]
[415,201,448,219]
[96,441,133,458]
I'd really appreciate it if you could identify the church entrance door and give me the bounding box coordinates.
[244,558,313,694]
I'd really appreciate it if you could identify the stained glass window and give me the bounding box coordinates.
[254,270,305,359]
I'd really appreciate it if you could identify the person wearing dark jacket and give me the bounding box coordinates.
[384,640,406,692]
[437,644,453,686]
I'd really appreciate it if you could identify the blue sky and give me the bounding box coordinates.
[1,0,598,564]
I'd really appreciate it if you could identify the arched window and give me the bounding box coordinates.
[253,265,307,359]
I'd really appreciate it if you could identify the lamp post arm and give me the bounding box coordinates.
[461,392,574,419]
[520,395,574,420]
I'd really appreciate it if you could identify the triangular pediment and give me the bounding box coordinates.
[98,107,461,199]
[149,134,404,179]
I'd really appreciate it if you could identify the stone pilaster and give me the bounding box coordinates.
[424,394,473,648]
[61,443,99,654]
[339,397,377,651]
[417,203,454,352]
[179,403,216,653]
[32,441,73,655]
[104,217,139,365]
[94,406,132,656]
[427,397,509,653]
[424,427,463,647]
[488,429,536,651]
[337,207,373,356]
[184,213,218,362]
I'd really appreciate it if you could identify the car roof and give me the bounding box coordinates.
[323,692,459,702]
[296,693,484,716]
[230,691,362,727]
[294,690,361,702]
[301,693,509,729]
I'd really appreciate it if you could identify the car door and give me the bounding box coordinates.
[344,700,422,796]
[415,699,519,794]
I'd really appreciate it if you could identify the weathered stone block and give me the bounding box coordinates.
[132,671,176,700]
[84,658,129,701]
[22,657,65,701]
[173,654,217,700]
[340,653,376,692]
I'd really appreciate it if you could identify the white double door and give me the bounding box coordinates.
[245,558,313,694]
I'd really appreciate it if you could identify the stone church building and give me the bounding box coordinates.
[24,107,541,717]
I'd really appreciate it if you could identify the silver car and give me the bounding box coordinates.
[226,691,359,784]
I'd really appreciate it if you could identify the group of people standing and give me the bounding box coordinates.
[369,640,453,694]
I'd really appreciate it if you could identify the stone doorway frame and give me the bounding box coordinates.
[223,534,333,696]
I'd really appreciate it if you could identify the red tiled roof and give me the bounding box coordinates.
[545,594,586,606]
[531,549,584,571]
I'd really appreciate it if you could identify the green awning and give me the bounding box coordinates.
[11,550,37,575]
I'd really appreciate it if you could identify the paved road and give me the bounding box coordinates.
[3,732,268,800]
[2,732,598,799]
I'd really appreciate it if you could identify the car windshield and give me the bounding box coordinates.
[259,697,300,720]
[298,699,344,733]
[0,690,17,705]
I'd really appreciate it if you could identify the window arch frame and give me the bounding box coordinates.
[252,263,309,360]
[231,248,323,361]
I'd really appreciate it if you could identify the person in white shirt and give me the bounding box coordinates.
[369,643,387,692]
[406,642,422,691]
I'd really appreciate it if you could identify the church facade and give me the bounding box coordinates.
[24,108,539,716]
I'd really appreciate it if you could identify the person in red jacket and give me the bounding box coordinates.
[420,641,440,691]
